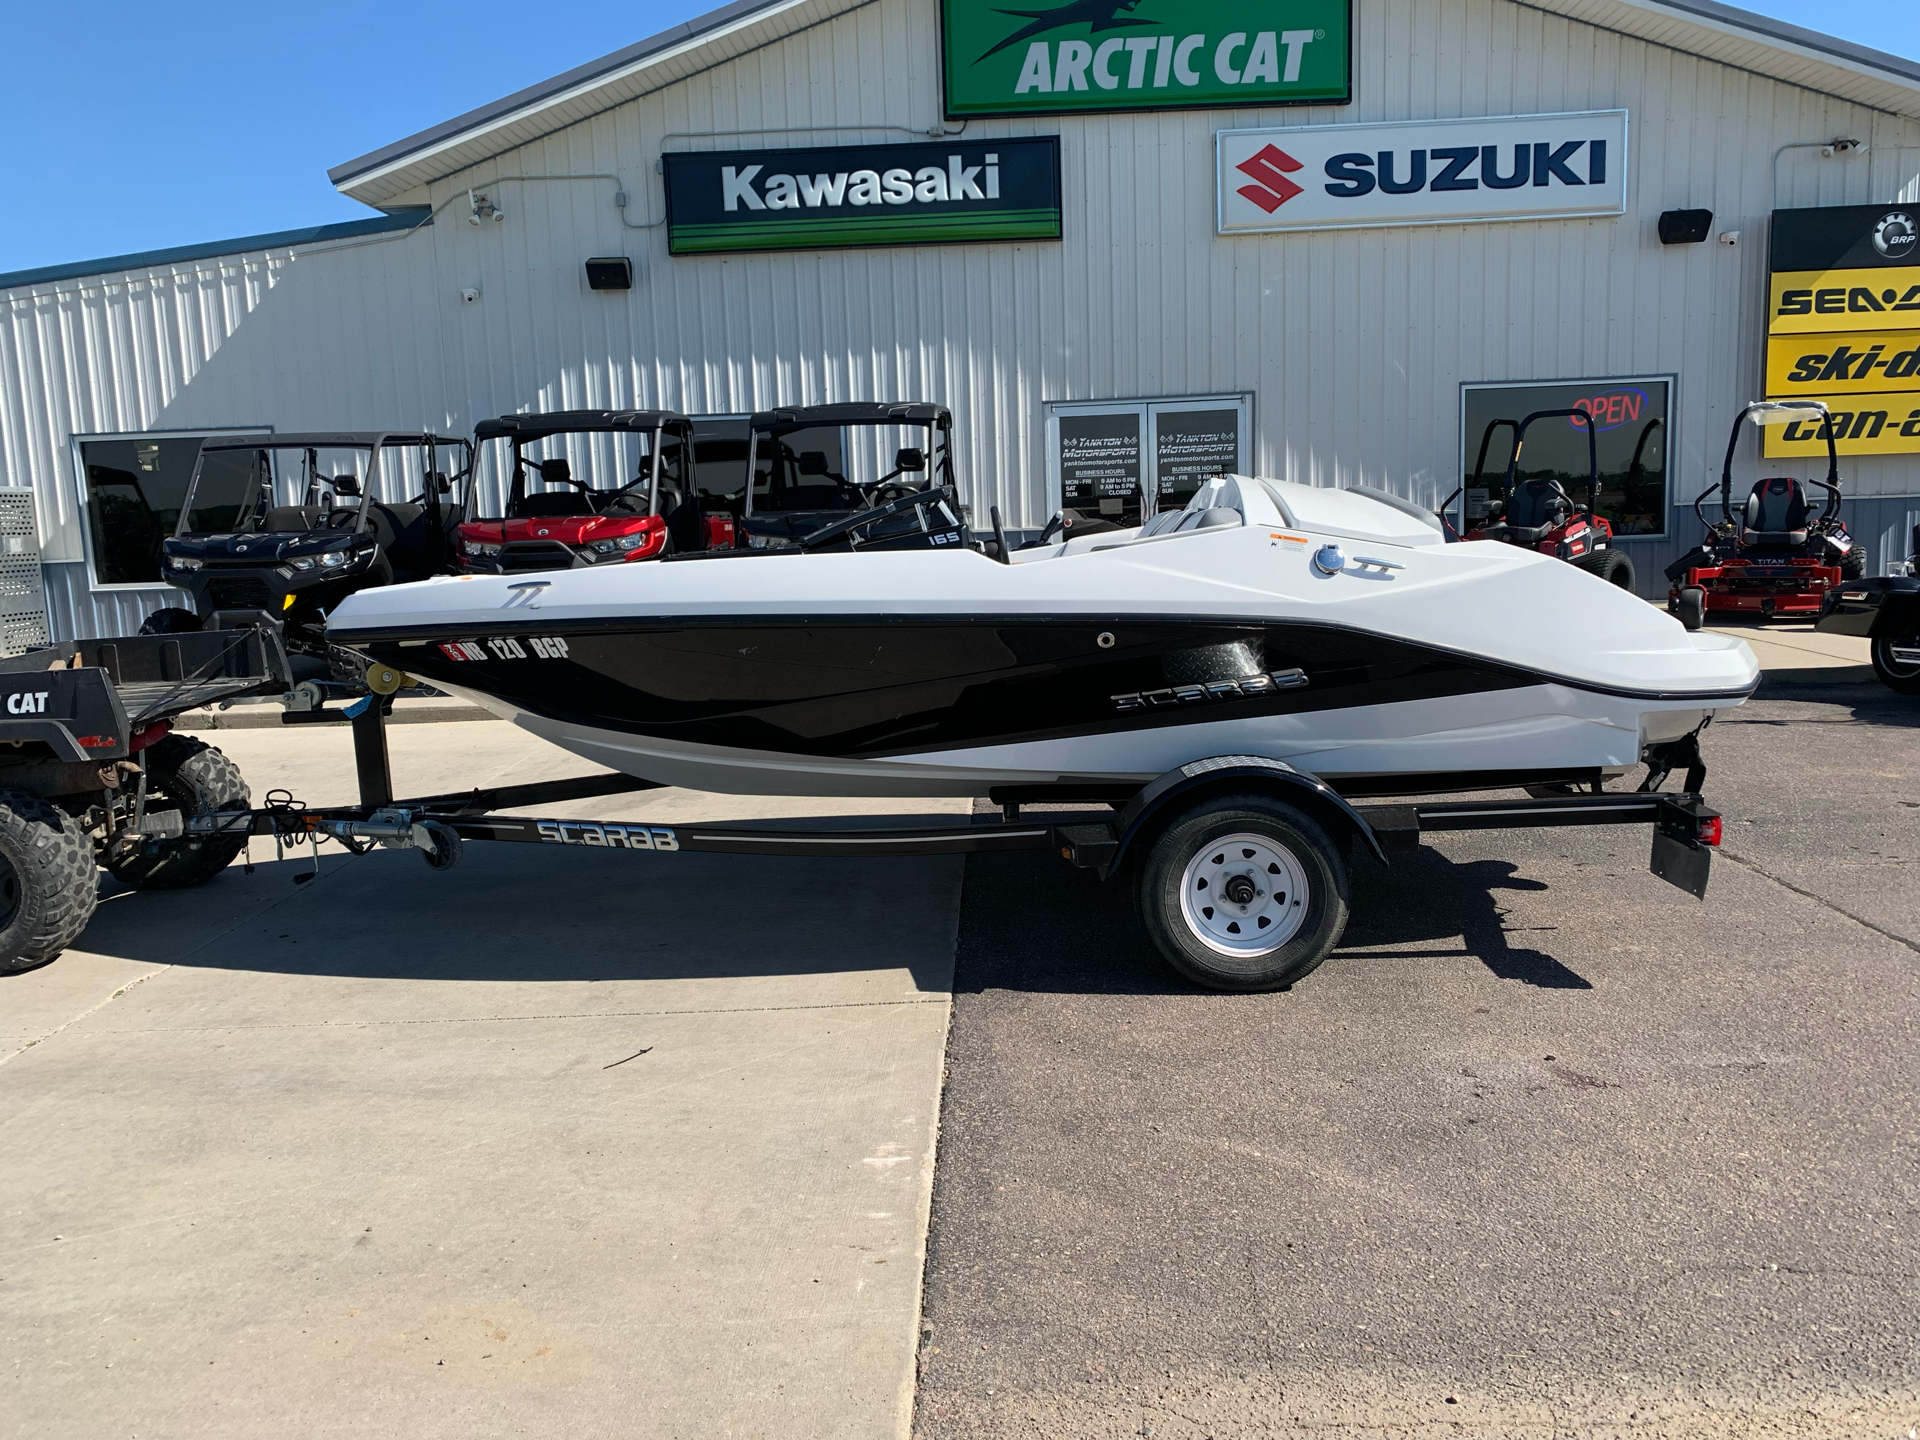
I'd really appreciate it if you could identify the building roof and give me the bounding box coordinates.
[0,210,431,294]
[328,0,1920,208]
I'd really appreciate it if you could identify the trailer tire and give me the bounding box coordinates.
[1134,794,1350,992]
[1676,586,1706,631]
[139,607,203,635]
[1577,548,1636,590]
[105,736,250,890]
[0,791,98,974]
[1871,636,1920,695]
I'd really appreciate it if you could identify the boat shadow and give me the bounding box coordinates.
[952,843,1590,995]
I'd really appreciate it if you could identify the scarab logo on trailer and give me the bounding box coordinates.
[535,821,679,851]
[1874,212,1918,260]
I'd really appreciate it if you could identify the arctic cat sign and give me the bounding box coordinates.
[940,0,1350,118]
[1218,111,1628,234]
[662,138,1061,254]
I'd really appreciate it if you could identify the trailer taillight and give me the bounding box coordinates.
[1697,815,1722,847]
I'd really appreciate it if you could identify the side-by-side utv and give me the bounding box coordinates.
[458,410,728,573]
[150,432,470,681]
[740,402,967,551]
[1666,401,1866,631]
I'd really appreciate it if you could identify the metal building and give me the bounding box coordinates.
[3,0,1918,640]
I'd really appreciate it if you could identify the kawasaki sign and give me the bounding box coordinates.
[1217,111,1628,234]
[940,0,1350,118]
[662,138,1062,255]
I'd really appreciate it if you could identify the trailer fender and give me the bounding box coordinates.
[1102,756,1387,879]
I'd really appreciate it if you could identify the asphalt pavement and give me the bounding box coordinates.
[915,678,1918,1440]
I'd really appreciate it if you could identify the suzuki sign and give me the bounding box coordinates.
[1217,111,1628,235]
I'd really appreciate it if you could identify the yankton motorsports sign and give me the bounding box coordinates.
[1217,111,1627,234]
[662,138,1061,255]
[940,0,1349,117]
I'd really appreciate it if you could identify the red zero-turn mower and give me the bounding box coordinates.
[1664,401,1867,632]
[1443,408,1637,590]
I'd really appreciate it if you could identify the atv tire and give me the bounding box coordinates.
[1841,545,1869,581]
[0,790,98,973]
[139,607,203,635]
[1577,548,1636,590]
[1675,586,1706,632]
[106,736,250,889]
[1871,636,1920,695]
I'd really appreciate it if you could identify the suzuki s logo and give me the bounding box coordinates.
[1235,144,1303,213]
[6,691,49,714]
[1874,211,1917,260]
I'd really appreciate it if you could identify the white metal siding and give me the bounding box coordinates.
[5,0,1919,638]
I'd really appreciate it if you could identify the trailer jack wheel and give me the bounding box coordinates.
[420,820,462,872]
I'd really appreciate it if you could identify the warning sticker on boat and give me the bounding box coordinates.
[1269,532,1310,550]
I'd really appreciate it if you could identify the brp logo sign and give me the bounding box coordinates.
[1873,211,1917,260]
[1235,145,1303,214]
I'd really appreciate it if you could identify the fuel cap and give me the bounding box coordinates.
[1312,544,1346,576]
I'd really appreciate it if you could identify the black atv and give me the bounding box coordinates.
[739,402,967,551]
[147,432,470,687]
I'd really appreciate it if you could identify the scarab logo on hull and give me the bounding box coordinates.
[1112,667,1308,712]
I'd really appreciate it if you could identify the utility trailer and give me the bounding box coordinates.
[178,700,1724,992]
[0,617,288,972]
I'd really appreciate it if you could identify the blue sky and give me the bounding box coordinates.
[1,0,1912,275]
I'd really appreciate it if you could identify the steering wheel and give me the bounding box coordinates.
[324,508,360,530]
[799,487,953,551]
[872,481,921,505]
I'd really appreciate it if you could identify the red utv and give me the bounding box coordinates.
[1443,407,1636,589]
[1664,401,1866,631]
[458,410,734,574]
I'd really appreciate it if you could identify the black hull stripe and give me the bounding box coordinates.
[334,613,1759,705]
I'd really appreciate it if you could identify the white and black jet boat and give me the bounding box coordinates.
[325,476,1759,800]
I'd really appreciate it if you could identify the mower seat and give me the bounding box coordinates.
[1500,478,1575,543]
[1742,477,1810,547]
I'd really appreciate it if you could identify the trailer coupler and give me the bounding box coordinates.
[190,804,463,870]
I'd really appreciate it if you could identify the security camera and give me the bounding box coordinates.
[1718,231,1741,247]
[461,287,481,305]
[1822,138,1866,158]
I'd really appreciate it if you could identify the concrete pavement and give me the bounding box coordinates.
[1706,620,1872,682]
[3,721,966,1439]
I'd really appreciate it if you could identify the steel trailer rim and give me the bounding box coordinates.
[1178,832,1310,957]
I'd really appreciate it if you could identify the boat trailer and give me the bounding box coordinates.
[190,694,1723,908]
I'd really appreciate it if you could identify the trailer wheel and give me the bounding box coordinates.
[0,791,99,974]
[105,736,250,890]
[1577,548,1636,590]
[139,607,203,635]
[1134,795,1350,992]
[1675,586,1706,631]
[1871,636,1920,695]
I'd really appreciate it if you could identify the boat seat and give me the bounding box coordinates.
[1743,477,1810,546]
[1500,478,1574,541]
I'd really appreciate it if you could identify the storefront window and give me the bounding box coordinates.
[1048,395,1251,527]
[77,432,268,585]
[1459,378,1672,537]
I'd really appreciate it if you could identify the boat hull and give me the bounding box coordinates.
[350,615,1727,798]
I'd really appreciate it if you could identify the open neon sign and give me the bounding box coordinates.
[1567,387,1652,432]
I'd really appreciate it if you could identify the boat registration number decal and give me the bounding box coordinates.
[535,821,679,851]
[437,636,571,661]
